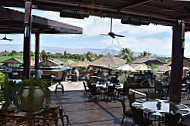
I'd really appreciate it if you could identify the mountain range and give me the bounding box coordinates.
[0,44,170,57]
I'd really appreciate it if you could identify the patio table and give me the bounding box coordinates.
[132,99,190,117]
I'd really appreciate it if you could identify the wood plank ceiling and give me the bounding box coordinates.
[1,0,190,30]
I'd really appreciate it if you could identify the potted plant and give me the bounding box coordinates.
[17,77,51,112]
[0,72,19,111]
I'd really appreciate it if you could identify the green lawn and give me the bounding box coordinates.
[52,58,79,63]
[0,56,79,65]
[0,56,23,62]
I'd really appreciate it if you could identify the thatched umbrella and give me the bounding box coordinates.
[70,61,89,67]
[164,58,190,67]
[64,60,75,66]
[154,66,171,72]
[92,53,126,68]
[117,64,136,72]
[132,64,149,71]
[183,58,190,67]
[89,64,113,71]
[1,58,23,64]
[39,60,60,67]
[132,56,165,65]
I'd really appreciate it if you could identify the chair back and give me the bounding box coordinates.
[83,81,88,91]
[123,85,130,95]
[131,106,144,125]
[128,77,135,83]
[89,85,97,95]
[154,81,162,91]
[107,85,115,96]
[128,92,135,107]
[165,113,181,126]
[146,92,157,100]
[41,74,52,86]
[142,80,150,88]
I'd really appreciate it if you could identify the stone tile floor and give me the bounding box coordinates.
[50,81,190,126]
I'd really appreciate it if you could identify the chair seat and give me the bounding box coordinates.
[124,109,133,117]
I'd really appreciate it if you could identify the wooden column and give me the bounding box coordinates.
[170,21,185,103]
[23,1,32,79]
[35,33,40,70]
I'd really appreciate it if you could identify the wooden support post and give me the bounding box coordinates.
[170,21,185,103]
[23,1,32,79]
[35,33,40,70]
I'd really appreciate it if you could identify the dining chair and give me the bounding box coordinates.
[159,113,181,126]
[41,74,52,86]
[88,85,101,100]
[180,115,190,126]
[106,85,116,101]
[54,71,66,93]
[128,92,136,107]
[146,92,157,100]
[83,81,90,96]
[118,84,130,100]
[116,99,133,126]
[131,106,153,126]
[154,81,163,98]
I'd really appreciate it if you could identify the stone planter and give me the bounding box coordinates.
[20,86,44,112]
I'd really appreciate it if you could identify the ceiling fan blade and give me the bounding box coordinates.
[110,16,112,32]
[100,34,109,36]
[7,39,13,41]
[114,34,125,37]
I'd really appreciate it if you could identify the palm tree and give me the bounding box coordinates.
[139,51,151,57]
[40,50,47,61]
[84,51,95,61]
[63,51,67,58]
[118,48,134,63]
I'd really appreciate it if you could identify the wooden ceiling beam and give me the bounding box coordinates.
[116,0,153,10]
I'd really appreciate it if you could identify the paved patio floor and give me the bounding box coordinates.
[50,81,190,126]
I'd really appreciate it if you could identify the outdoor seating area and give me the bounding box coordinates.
[1,0,190,126]
[50,82,190,126]
[1,58,190,125]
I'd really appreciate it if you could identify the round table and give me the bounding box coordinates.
[132,99,190,117]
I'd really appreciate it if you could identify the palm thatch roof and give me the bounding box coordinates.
[132,56,165,65]
[164,58,190,67]
[39,60,60,67]
[92,53,126,68]
[70,61,90,67]
[53,59,64,65]
[132,63,149,71]
[154,66,171,72]
[64,60,75,66]
[183,58,190,67]
[89,64,113,71]
[1,58,23,64]
[117,64,136,72]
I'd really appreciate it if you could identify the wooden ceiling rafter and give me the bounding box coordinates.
[116,0,153,10]
[1,0,190,30]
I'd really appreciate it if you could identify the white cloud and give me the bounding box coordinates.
[7,7,187,57]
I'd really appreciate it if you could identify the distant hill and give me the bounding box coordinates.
[0,44,170,57]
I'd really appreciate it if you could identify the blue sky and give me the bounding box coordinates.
[1,7,190,57]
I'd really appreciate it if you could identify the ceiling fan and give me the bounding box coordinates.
[100,16,125,39]
[0,34,13,41]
